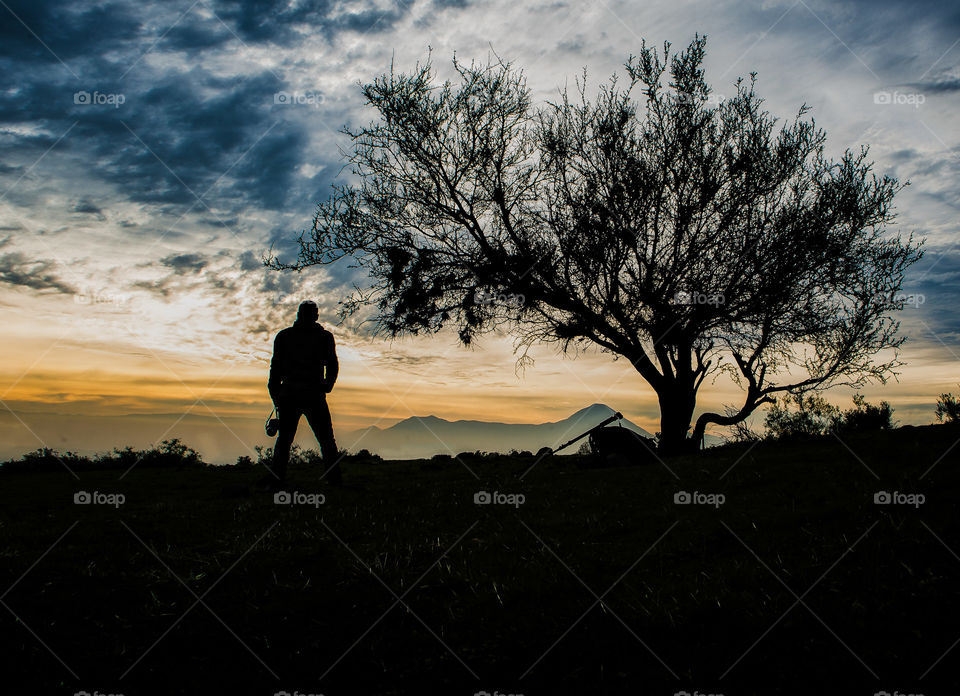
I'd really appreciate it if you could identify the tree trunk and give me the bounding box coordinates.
[657,387,697,455]
[691,392,773,448]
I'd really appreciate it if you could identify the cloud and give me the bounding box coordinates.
[72,200,102,215]
[71,199,107,222]
[0,0,142,65]
[206,0,410,43]
[160,252,208,273]
[0,252,76,293]
[904,78,960,94]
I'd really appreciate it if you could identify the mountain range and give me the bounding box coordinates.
[339,403,668,460]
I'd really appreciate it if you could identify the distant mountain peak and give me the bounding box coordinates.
[392,414,448,429]
[579,403,615,414]
[555,402,617,424]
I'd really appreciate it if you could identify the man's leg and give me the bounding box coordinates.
[270,399,303,483]
[304,397,341,484]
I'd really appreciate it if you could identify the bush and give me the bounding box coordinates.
[724,419,762,444]
[764,393,839,440]
[720,404,761,444]
[344,448,383,464]
[764,393,896,441]
[139,439,204,468]
[1,448,88,473]
[1,439,206,473]
[936,392,960,423]
[830,394,894,434]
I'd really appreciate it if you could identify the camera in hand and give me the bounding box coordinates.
[265,409,280,437]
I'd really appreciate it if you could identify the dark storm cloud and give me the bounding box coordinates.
[887,149,919,164]
[713,0,960,85]
[897,247,960,343]
[23,67,310,212]
[72,200,103,217]
[107,71,287,204]
[0,0,353,218]
[160,22,234,52]
[207,0,410,42]
[0,252,76,293]
[0,0,142,65]
[238,250,263,271]
[160,252,208,273]
[904,79,960,94]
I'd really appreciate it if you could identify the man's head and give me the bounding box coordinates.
[297,300,319,323]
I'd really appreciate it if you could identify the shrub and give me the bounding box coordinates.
[1,439,206,472]
[1,448,87,473]
[936,392,960,423]
[831,394,895,433]
[343,448,382,464]
[725,419,762,444]
[139,439,204,468]
[764,393,896,441]
[764,393,839,440]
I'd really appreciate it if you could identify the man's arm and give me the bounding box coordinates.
[324,333,339,392]
[268,333,283,405]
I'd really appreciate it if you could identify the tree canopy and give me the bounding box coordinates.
[269,35,923,453]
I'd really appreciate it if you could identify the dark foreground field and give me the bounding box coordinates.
[2,425,959,695]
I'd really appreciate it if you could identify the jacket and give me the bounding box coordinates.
[268,319,339,402]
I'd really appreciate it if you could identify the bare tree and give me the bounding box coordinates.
[269,36,922,454]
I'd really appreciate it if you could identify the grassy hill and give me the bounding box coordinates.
[1,424,958,694]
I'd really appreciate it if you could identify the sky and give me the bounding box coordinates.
[1,0,959,462]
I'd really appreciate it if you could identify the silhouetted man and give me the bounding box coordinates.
[267,300,341,487]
